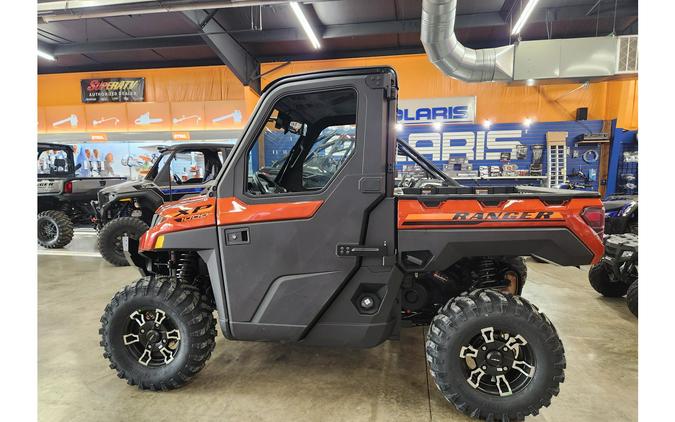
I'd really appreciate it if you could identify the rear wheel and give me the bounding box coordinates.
[426,289,565,421]
[37,210,74,248]
[588,263,628,297]
[626,280,638,317]
[97,217,149,267]
[100,276,216,390]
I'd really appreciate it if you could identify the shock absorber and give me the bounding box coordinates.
[177,252,198,284]
[477,258,497,287]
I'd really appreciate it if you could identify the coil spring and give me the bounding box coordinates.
[477,258,497,285]
[177,252,198,284]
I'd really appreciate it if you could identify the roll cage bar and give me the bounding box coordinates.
[396,138,460,187]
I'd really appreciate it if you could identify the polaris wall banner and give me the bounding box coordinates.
[81,78,145,103]
[397,97,476,124]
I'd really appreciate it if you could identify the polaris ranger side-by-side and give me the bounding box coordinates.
[93,143,232,266]
[100,68,604,421]
[38,143,125,248]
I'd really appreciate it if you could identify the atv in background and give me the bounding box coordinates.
[588,233,638,317]
[38,143,125,248]
[93,143,232,266]
[603,195,638,235]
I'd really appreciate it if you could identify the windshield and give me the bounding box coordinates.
[143,151,171,181]
[302,128,355,182]
[270,128,356,170]
[37,146,73,177]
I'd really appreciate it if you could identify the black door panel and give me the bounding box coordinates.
[215,70,398,343]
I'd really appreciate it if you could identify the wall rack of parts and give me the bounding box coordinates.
[38,101,248,133]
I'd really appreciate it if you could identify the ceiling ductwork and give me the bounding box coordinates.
[38,0,333,23]
[421,0,514,82]
[421,0,637,83]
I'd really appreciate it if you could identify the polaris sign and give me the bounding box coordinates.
[397,97,476,124]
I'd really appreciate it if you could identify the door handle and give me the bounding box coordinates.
[225,228,249,245]
[336,243,386,257]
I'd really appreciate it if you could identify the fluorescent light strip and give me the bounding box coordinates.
[38,50,56,61]
[511,0,541,35]
[289,2,321,50]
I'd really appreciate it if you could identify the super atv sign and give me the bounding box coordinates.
[81,78,145,103]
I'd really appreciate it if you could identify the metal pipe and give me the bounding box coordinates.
[39,0,334,23]
[421,0,514,82]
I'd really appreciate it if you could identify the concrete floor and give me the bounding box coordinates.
[38,239,637,422]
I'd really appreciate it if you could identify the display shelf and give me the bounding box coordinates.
[452,176,547,180]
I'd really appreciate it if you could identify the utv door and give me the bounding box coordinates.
[215,70,397,343]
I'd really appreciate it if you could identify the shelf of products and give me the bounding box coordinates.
[453,176,548,180]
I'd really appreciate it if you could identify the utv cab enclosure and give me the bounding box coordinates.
[101,68,604,421]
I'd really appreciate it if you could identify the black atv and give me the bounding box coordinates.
[38,142,125,248]
[93,143,232,266]
[603,195,638,235]
[588,233,638,317]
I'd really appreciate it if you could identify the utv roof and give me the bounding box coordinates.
[38,142,73,150]
[262,66,398,95]
[157,143,234,152]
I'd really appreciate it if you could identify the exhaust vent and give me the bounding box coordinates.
[421,0,638,83]
[617,35,638,74]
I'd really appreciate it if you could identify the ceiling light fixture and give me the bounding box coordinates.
[433,121,442,131]
[511,0,541,35]
[395,123,403,132]
[483,119,493,129]
[38,49,56,61]
[523,117,534,127]
[289,2,321,50]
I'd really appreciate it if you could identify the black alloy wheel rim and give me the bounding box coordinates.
[459,326,536,397]
[38,219,58,242]
[123,308,181,367]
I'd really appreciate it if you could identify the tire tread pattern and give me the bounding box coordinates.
[99,276,217,391]
[626,280,638,317]
[588,263,629,297]
[426,289,565,422]
[37,210,74,248]
[97,217,150,267]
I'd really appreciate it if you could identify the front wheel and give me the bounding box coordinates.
[588,263,628,297]
[100,276,216,390]
[97,217,149,267]
[626,280,638,317]
[37,210,74,248]
[426,289,565,421]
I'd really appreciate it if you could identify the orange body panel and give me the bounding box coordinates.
[216,197,323,226]
[139,195,323,252]
[398,198,605,263]
[139,195,217,252]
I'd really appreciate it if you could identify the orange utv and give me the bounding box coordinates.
[100,67,604,422]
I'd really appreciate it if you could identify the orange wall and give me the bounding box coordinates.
[38,65,257,134]
[38,65,246,105]
[260,54,638,130]
[37,55,638,134]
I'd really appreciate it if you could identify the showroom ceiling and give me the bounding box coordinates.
[38,0,639,82]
